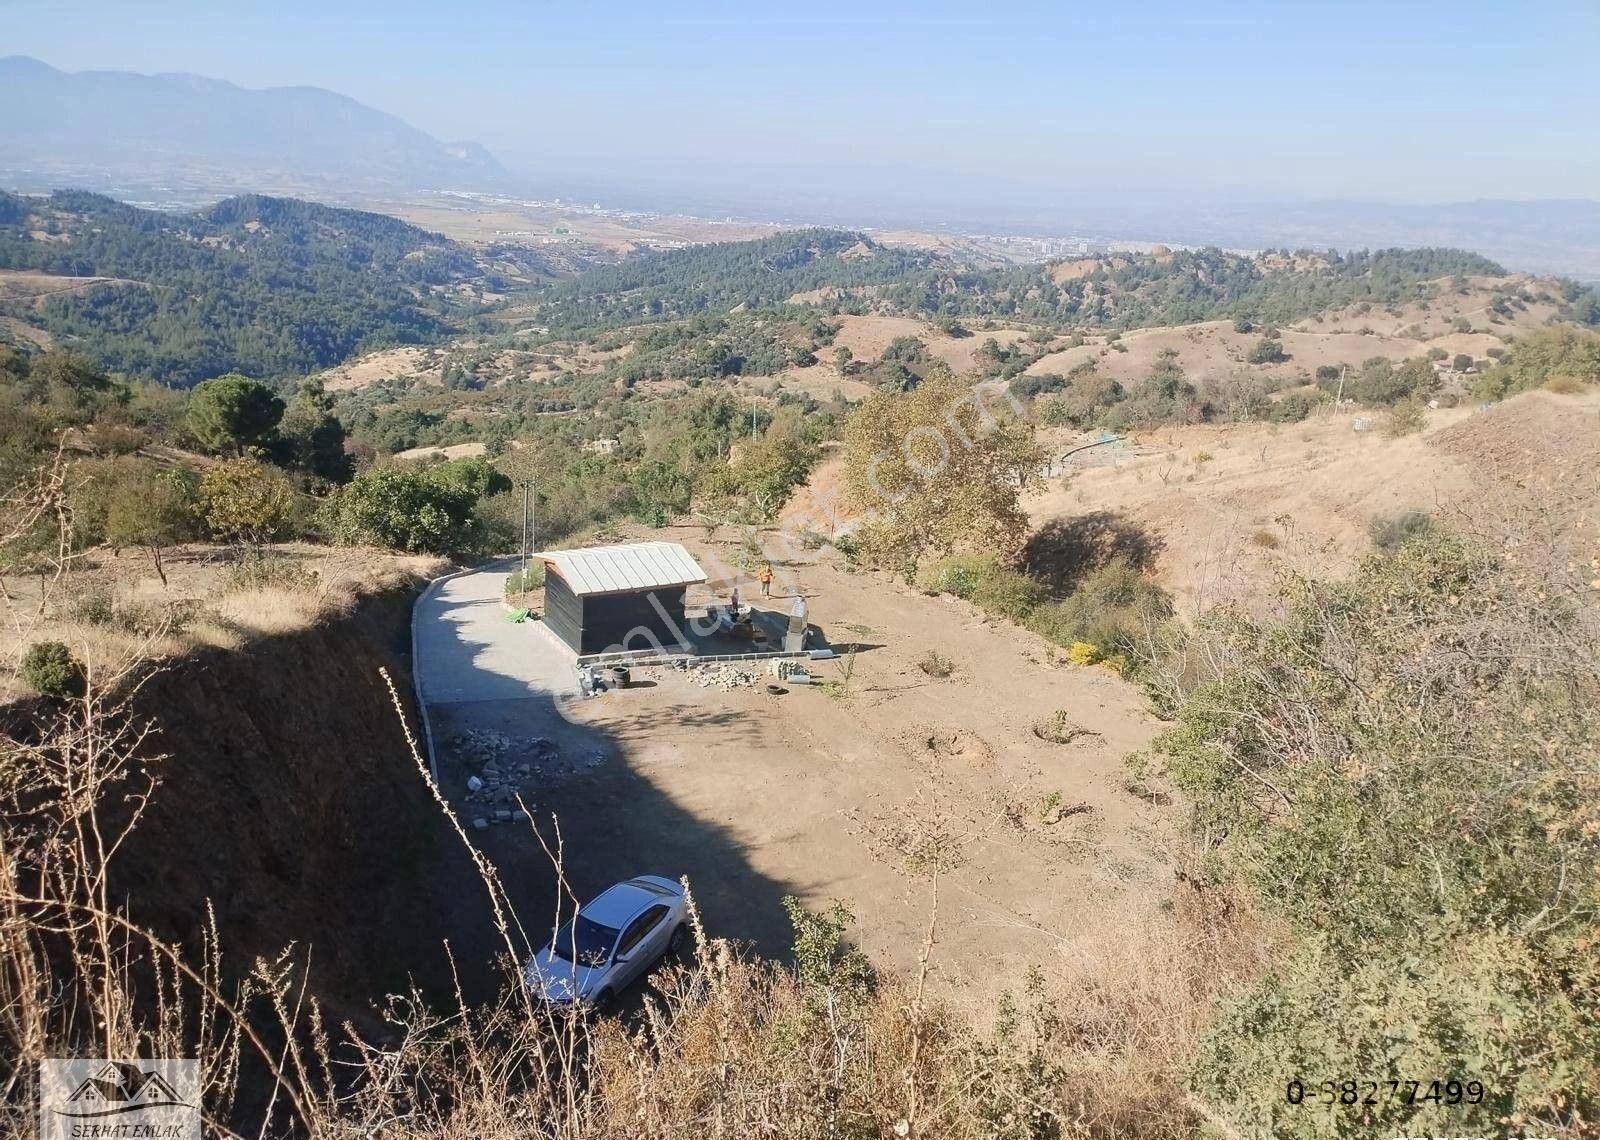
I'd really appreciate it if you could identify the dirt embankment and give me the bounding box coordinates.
[100,585,483,1019]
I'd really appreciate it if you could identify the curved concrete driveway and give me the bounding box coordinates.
[416,558,576,710]
[412,553,810,987]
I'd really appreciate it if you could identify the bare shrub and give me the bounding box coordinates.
[917,649,955,677]
[1032,709,1099,744]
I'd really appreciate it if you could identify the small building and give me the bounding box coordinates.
[536,541,707,656]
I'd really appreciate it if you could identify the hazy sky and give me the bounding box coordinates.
[6,0,1598,202]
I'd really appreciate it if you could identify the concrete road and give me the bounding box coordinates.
[415,559,576,708]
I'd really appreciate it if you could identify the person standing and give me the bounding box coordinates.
[759,562,774,597]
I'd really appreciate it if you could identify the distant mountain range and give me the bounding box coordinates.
[0,55,510,197]
[3,56,1596,279]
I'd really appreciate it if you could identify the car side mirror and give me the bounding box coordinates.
[613,953,629,964]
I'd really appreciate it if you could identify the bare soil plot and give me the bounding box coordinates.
[576,528,1168,1012]
[1024,320,1424,389]
[1291,274,1562,341]
[429,525,1170,1015]
[0,268,144,304]
[319,345,441,391]
[394,441,489,462]
[1025,389,1600,616]
[767,364,873,402]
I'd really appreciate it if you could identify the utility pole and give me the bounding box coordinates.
[750,391,757,440]
[520,480,530,575]
[1336,364,1347,406]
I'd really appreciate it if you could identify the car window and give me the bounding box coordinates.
[549,914,619,967]
[617,905,668,956]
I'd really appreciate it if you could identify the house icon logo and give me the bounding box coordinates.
[60,1061,191,1115]
[39,1058,200,1139]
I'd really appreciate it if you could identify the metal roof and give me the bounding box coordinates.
[536,541,707,598]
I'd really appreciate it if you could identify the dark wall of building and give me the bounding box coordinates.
[543,571,584,653]
[582,586,688,654]
[541,571,690,655]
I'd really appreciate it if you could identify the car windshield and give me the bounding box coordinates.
[549,914,619,967]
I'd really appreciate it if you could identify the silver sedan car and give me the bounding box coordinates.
[523,875,689,1008]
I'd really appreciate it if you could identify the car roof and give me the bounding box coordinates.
[581,878,674,928]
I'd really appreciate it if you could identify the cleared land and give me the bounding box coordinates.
[424,524,1169,1015]
[782,386,1600,616]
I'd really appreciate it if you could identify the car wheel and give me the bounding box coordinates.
[667,923,689,957]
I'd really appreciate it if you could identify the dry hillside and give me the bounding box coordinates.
[1023,275,1561,394]
[1025,388,1600,614]
[0,542,446,703]
[781,387,1599,616]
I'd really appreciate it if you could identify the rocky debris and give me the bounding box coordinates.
[453,728,513,769]
[672,660,757,690]
[451,730,565,810]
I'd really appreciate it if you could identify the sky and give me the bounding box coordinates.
[5,0,1599,204]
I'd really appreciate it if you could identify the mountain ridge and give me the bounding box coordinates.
[0,55,510,194]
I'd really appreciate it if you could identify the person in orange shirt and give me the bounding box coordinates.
[758,563,774,597]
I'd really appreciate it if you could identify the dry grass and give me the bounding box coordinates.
[2,542,447,701]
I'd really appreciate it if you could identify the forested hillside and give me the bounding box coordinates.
[529,230,1516,339]
[880,246,1509,327]
[0,191,546,384]
[536,228,938,332]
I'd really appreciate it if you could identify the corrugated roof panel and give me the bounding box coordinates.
[535,541,708,598]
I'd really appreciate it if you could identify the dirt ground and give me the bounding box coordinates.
[436,525,1171,1016]
[319,344,441,391]
[1025,320,1434,393]
[1025,389,1600,615]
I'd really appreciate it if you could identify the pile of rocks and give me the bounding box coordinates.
[675,661,757,690]
[454,728,513,769]
[453,732,564,830]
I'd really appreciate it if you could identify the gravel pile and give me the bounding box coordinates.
[452,732,565,825]
[673,661,757,689]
